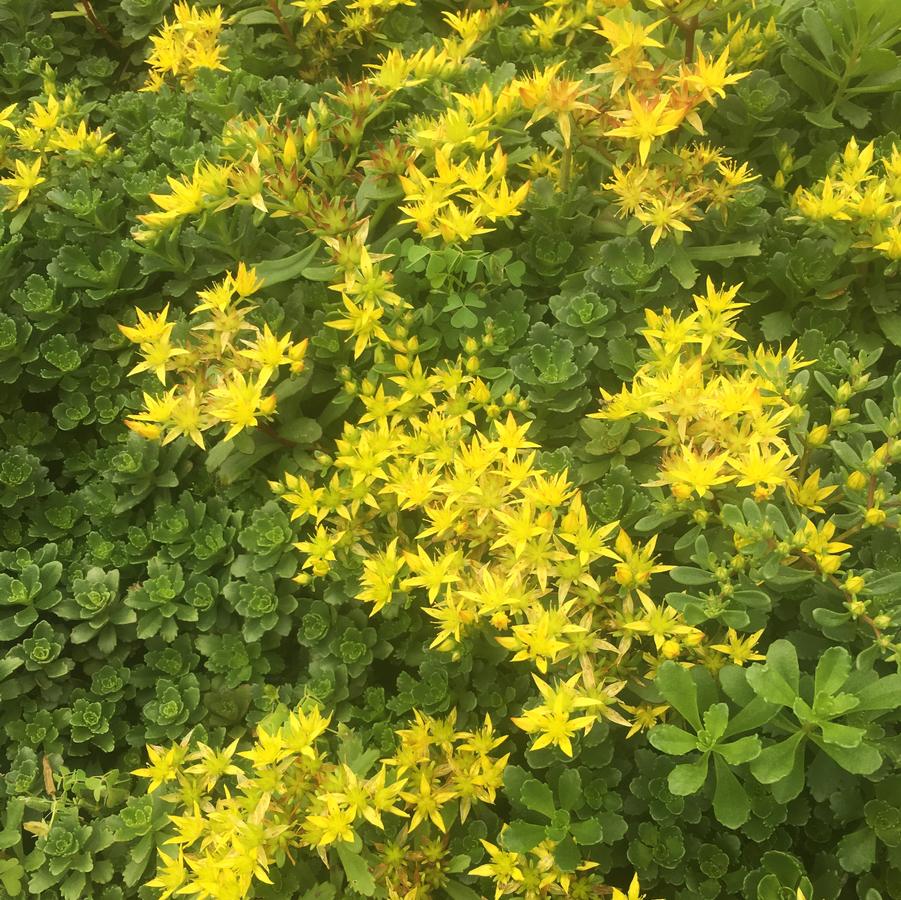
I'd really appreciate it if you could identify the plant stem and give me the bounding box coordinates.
[79,1,118,47]
[669,13,700,62]
[267,0,299,52]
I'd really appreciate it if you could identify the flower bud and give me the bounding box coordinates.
[873,614,892,629]
[831,407,851,426]
[820,556,842,575]
[836,382,853,403]
[846,471,868,490]
[846,598,867,617]
[661,639,681,660]
[464,337,479,353]
[865,507,887,526]
[843,575,865,595]
[808,424,829,446]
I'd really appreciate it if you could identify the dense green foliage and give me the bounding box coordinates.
[1,0,901,898]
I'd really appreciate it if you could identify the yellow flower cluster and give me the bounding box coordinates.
[119,263,307,447]
[604,143,758,245]
[369,5,505,91]
[325,232,408,358]
[273,303,711,753]
[525,0,618,51]
[133,159,231,239]
[135,705,507,900]
[0,79,114,211]
[287,0,420,79]
[399,146,531,244]
[142,2,229,93]
[793,137,901,261]
[710,11,779,68]
[592,279,810,501]
[471,835,602,899]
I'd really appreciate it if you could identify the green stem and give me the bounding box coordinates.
[79,1,118,47]
[266,0,298,52]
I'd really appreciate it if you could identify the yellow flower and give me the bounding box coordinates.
[606,92,684,164]
[207,371,276,440]
[132,743,188,793]
[0,157,46,209]
[290,0,336,26]
[229,261,264,297]
[511,673,601,757]
[612,873,644,900]
[785,469,837,514]
[591,15,665,57]
[683,48,749,104]
[634,195,694,246]
[710,628,766,665]
[326,295,389,359]
[653,446,735,499]
[145,849,187,900]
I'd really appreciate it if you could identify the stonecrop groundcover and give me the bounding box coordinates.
[2,0,901,898]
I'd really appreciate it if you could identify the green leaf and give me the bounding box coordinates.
[814,646,851,697]
[669,566,715,585]
[276,417,322,445]
[335,843,375,897]
[815,738,882,774]
[702,703,729,742]
[746,641,799,707]
[855,674,901,712]
[716,735,761,765]
[751,732,805,784]
[444,880,483,900]
[648,724,698,756]
[655,661,701,729]
[713,755,751,829]
[837,827,877,875]
[557,768,581,811]
[876,312,901,346]
[726,696,779,736]
[251,243,319,287]
[801,8,835,60]
[818,721,864,748]
[685,240,760,262]
[569,818,602,845]
[552,835,581,872]
[668,755,709,795]
[520,779,555,818]
[502,821,547,853]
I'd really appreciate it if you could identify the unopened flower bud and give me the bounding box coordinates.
[808,424,829,446]
[820,556,842,575]
[836,382,853,403]
[846,598,867,617]
[831,407,851,426]
[846,471,868,490]
[661,639,681,660]
[865,507,887,526]
[843,575,865,595]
